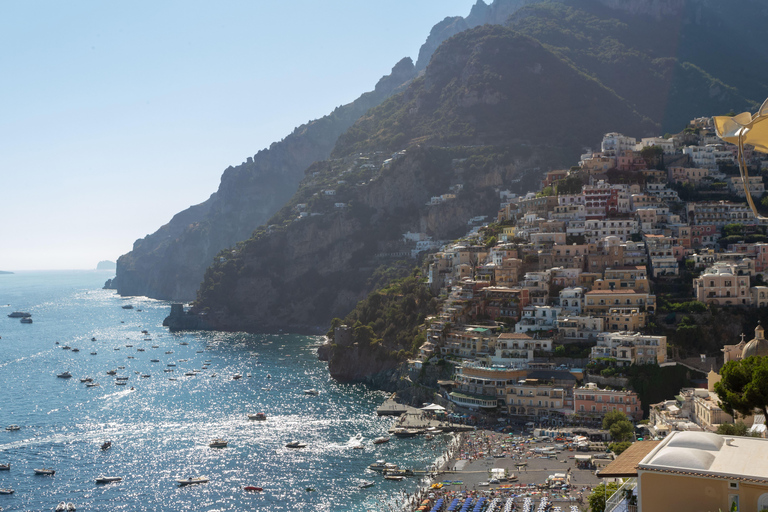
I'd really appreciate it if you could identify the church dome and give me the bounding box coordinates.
[742,322,768,358]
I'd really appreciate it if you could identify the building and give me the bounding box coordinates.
[584,290,656,317]
[687,201,756,227]
[728,176,765,198]
[600,431,768,512]
[693,263,752,306]
[492,332,552,364]
[591,332,667,366]
[573,383,642,421]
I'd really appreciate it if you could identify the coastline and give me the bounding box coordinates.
[396,428,606,512]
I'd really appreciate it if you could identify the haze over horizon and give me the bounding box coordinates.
[0,1,477,272]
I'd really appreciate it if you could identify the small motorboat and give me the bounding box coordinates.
[243,485,263,492]
[368,461,398,472]
[384,475,404,481]
[20,317,33,323]
[373,436,390,445]
[5,425,20,431]
[247,412,267,421]
[71,348,79,352]
[57,371,72,379]
[0,488,13,494]
[56,503,76,511]
[209,438,228,448]
[303,389,319,395]
[176,476,209,486]
[232,374,242,380]
[106,370,117,375]
[101,441,112,450]
[90,352,97,355]
[95,475,122,484]
[115,381,127,386]
[0,463,9,470]
[122,305,133,309]
[34,468,55,475]
[150,359,160,362]
[86,382,100,387]
[179,342,188,346]
[285,441,307,449]
[80,377,93,383]
[358,480,375,489]
[91,337,97,341]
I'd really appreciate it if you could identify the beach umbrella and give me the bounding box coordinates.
[714,97,768,220]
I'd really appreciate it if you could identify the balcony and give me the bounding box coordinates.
[605,478,638,512]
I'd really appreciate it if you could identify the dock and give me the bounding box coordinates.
[376,394,409,416]
[377,394,475,433]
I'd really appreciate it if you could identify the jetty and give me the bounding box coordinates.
[378,394,475,433]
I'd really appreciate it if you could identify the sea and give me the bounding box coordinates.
[0,271,449,512]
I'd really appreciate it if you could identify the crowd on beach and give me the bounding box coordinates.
[397,429,600,512]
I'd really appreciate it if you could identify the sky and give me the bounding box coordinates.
[0,0,479,271]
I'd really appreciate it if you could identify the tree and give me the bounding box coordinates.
[609,441,632,455]
[588,482,619,512]
[603,411,635,442]
[714,356,768,423]
[716,421,760,437]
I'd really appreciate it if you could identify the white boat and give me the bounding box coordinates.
[247,412,267,421]
[358,480,375,489]
[285,441,307,449]
[86,382,100,387]
[232,374,242,380]
[80,377,93,383]
[57,371,72,379]
[373,436,390,445]
[303,389,319,395]
[95,475,122,484]
[115,381,127,386]
[209,438,228,448]
[384,475,404,481]
[0,488,13,494]
[34,468,55,475]
[0,463,9,470]
[368,460,398,472]
[5,425,20,431]
[176,476,208,486]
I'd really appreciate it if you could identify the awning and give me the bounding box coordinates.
[598,441,661,478]
[421,403,446,412]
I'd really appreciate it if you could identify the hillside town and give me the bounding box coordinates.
[387,117,768,435]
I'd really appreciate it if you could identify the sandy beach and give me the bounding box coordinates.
[400,429,609,511]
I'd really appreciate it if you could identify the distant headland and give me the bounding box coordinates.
[0,270,13,275]
[96,260,116,270]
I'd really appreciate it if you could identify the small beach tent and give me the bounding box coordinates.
[420,403,446,412]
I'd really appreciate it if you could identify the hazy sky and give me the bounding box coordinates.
[0,1,478,271]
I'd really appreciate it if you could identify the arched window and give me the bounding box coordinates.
[757,493,768,511]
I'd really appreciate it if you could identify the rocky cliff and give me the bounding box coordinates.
[108,58,416,301]
[192,24,655,334]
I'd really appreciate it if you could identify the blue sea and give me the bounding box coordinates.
[0,271,447,511]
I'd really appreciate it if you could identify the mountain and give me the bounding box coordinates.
[188,23,659,334]
[108,58,416,301]
[188,0,768,340]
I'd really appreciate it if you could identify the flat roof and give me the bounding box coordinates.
[638,431,768,483]
[598,441,661,478]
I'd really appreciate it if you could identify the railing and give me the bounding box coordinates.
[605,478,638,512]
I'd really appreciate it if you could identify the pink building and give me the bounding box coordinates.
[573,383,643,421]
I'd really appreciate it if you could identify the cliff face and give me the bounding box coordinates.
[109,58,416,301]
[193,24,655,333]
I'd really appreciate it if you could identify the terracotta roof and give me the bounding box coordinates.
[598,441,661,478]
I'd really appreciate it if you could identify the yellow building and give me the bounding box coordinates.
[601,431,768,512]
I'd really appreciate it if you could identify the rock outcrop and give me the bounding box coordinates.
[109,58,416,301]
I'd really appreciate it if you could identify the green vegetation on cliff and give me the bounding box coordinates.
[327,272,440,361]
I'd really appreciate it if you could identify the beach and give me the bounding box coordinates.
[401,429,609,511]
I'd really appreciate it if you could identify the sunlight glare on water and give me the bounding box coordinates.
[0,271,449,511]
